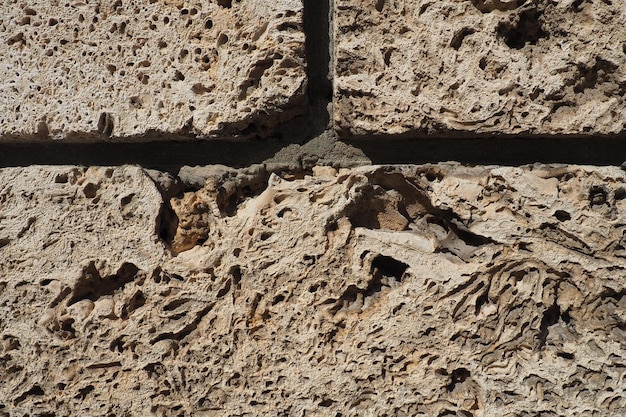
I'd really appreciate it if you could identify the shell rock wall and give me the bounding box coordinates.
[1,1,626,416]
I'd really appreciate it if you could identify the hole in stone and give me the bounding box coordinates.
[572,0,585,11]
[573,58,618,94]
[589,185,608,207]
[60,318,76,337]
[110,337,125,352]
[446,368,470,392]
[217,33,229,46]
[277,207,292,218]
[129,96,142,108]
[471,0,528,12]
[538,304,561,347]
[83,183,99,198]
[272,294,285,305]
[54,173,69,183]
[553,210,571,222]
[371,255,408,283]
[120,193,135,206]
[383,48,392,66]
[7,33,25,46]
[97,112,114,137]
[217,279,231,298]
[68,262,139,306]
[497,9,548,49]
[14,385,45,405]
[75,385,94,400]
[205,19,213,29]
[229,266,242,290]
[191,83,212,94]
[157,202,178,248]
[450,28,475,50]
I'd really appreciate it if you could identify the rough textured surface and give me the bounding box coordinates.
[2,163,625,415]
[334,0,626,137]
[0,0,306,141]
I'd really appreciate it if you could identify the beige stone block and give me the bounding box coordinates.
[0,165,167,280]
[0,0,306,141]
[334,1,626,137]
[2,163,626,415]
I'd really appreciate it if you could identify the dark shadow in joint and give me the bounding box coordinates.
[0,140,288,173]
[348,135,626,166]
[299,0,332,135]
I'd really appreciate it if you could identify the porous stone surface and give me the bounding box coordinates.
[2,163,625,415]
[334,0,626,137]
[0,0,306,141]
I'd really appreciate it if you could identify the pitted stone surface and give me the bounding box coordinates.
[1,163,625,415]
[0,165,167,282]
[334,0,626,137]
[0,0,306,141]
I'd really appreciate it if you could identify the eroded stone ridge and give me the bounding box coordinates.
[334,0,626,137]
[0,0,306,141]
[1,163,625,415]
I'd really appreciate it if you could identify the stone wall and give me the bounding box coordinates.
[1,1,625,416]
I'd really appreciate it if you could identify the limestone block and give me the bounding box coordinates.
[2,163,625,415]
[0,0,306,141]
[334,0,626,137]
[0,165,167,274]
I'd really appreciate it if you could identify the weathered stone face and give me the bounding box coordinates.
[0,165,167,279]
[334,0,626,137]
[0,0,307,141]
[1,164,625,415]
[2,1,626,415]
